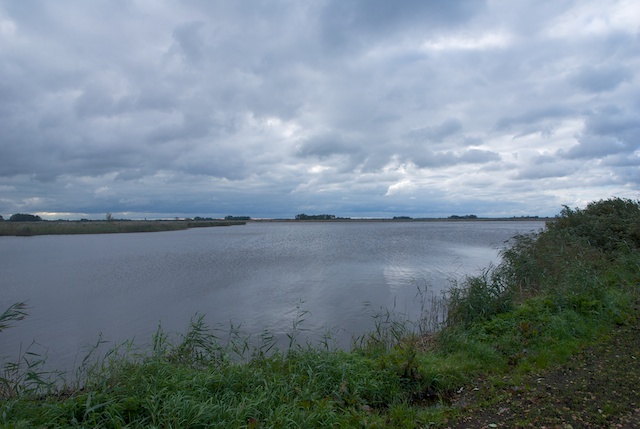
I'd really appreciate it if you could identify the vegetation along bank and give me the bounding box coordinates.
[0,219,246,236]
[1,197,639,427]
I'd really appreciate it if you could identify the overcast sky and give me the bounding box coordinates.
[1,1,638,219]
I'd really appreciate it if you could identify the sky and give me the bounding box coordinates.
[0,1,638,220]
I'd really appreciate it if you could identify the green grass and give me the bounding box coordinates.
[1,197,639,428]
[0,220,246,236]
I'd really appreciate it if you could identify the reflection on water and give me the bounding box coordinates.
[0,220,543,371]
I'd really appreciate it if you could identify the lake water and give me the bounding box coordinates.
[0,220,544,372]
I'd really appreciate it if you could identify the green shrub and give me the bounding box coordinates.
[446,198,640,327]
[548,197,640,253]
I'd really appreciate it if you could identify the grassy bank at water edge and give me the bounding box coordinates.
[0,220,246,236]
[1,197,639,427]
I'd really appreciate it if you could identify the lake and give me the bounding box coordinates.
[0,220,544,372]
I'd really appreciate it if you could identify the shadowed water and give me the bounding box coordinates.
[0,220,543,372]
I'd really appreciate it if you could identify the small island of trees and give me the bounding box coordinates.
[295,214,336,220]
[8,213,43,222]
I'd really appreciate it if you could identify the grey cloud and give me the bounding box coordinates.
[1,0,638,219]
[602,154,640,168]
[597,154,640,186]
[515,155,577,180]
[411,148,499,168]
[176,153,247,181]
[294,133,362,159]
[114,168,152,182]
[406,118,463,143]
[75,85,134,118]
[563,135,624,159]
[571,64,633,93]
[357,152,395,173]
[562,106,640,159]
[172,21,207,65]
[134,83,179,112]
[458,149,501,164]
[320,0,486,51]
[494,105,574,132]
[584,106,640,142]
[146,111,213,144]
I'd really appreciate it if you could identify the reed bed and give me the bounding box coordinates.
[0,220,245,236]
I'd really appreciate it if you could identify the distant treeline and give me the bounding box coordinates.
[0,212,544,223]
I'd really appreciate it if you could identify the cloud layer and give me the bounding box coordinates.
[1,0,638,219]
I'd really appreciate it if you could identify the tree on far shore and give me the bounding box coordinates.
[9,213,42,222]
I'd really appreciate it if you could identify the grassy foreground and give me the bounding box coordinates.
[0,220,245,236]
[1,198,639,428]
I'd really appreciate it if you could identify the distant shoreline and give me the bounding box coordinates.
[0,217,551,237]
[0,220,246,237]
[252,217,552,223]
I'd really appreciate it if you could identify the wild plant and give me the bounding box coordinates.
[251,329,279,360]
[1,302,62,398]
[286,301,311,351]
[0,302,27,333]
[444,264,514,328]
[170,314,225,367]
[354,300,412,353]
[1,340,61,398]
[413,280,449,335]
[70,333,140,393]
[226,320,252,361]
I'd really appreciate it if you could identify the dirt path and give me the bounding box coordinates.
[444,320,640,428]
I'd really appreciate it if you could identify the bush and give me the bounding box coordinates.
[444,197,640,327]
[548,197,640,253]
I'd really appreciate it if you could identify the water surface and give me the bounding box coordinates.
[0,220,543,371]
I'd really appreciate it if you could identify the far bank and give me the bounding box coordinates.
[0,220,246,236]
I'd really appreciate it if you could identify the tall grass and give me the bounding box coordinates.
[1,197,639,427]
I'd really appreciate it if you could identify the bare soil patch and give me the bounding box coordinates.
[445,314,640,428]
